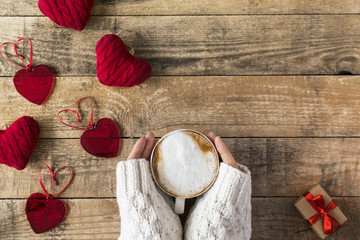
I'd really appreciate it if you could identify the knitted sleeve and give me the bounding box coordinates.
[116,159,182,240]
[184,163,252,240]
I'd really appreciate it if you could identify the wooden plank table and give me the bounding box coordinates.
[0,1,359,239]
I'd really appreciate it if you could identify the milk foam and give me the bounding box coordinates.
[154,131,217,198]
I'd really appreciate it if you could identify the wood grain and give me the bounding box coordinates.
[0,198,120,239]
[0,198,358,239]
[2,76,360,138]
[2,0,360,16]
[1,138,359,198]
[1,16,360,76]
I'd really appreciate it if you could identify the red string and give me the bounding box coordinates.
[57,97,94,130]
[0,37,33,69]
[38,164,72,198]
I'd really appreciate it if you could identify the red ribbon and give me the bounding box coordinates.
[39,164,73,198]
[57,97,94,130]
[0,37,33,69]
[304,192,340,235]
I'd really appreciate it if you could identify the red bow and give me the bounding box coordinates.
[304,192,340,234]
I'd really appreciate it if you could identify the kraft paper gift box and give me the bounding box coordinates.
[294,185,348,239]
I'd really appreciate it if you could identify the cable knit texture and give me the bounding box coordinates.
[116,159,182,240]
[117,159,252,239]
[0,116,40,170]
[96,34,152,87]
[185,163,252,240]
[38,0,94,31]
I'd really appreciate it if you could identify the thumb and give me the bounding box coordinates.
[214,136,238,169]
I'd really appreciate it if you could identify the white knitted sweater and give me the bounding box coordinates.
[116,159,251,240]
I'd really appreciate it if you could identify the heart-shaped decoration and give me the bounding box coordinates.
[26,193,67,234]
[81,118,121,158]
[38,0,94,31]
[26,165,72,233]
[58,97,121,158]
[0,116,40,170]
[96,34,152,87]
[14,65,54,105]
[0,37,54,105]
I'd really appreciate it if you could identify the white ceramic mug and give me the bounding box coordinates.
[150,129,219,214]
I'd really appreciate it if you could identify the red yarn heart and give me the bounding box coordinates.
[26,165,72,233]
[0,116,40,170]
[38,0,94,31]
[14,65,54,105]
[26,193,67,234]
[96,34,152,87]
[81,118,121,158]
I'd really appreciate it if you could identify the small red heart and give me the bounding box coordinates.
[14,65,54,105]
[26,193,67,234]
[38,0,94,31]
[81,118,121,158]
[0,37,54,105]
[0,116,40,170]
[26,165,72,233]
[96,34,152,87]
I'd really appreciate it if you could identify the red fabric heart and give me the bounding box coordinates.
[38,0,94,31]
[0,37,54,105]
[26,165,72,233]
[96,34,152,87]
[81,118,121,158]
[14,65,54,105]
[26,193,67,234]
[58,97,121,158]
[0,116,40,170]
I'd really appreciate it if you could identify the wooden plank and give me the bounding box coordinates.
[252,197,359,240]
[1,138,359,198]
[1,16,360,76]
[0,198,120,239]
[2,76,360,138]
[0,198,358,239]
[2,0,360,16]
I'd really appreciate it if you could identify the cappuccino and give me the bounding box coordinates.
[151,130,218,198]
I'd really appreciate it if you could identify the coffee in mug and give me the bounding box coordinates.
[150,129,219,214]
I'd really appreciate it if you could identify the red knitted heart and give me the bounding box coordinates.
[81,118,121,158]
[14,65,54,105]
[96,34,152,87]
[26,193,67,234]
[0,116,40,170]
[38,0,94,31]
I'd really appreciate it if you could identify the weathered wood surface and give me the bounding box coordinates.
[2,0,360,16]
[0,198,358,239]
[1,16,360,76]
[0,199,120,239]
[1,138,359,198]
[2,76,360,138]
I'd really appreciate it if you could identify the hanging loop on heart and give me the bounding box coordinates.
[38,164,73,198]
[57,97,94,130]
[0,37,33,69]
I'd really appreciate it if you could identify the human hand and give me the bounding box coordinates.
[207,132,238,169]
[128,132,157,160]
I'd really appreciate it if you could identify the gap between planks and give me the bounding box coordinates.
[1,138,359,198]
[1,76,360,138]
